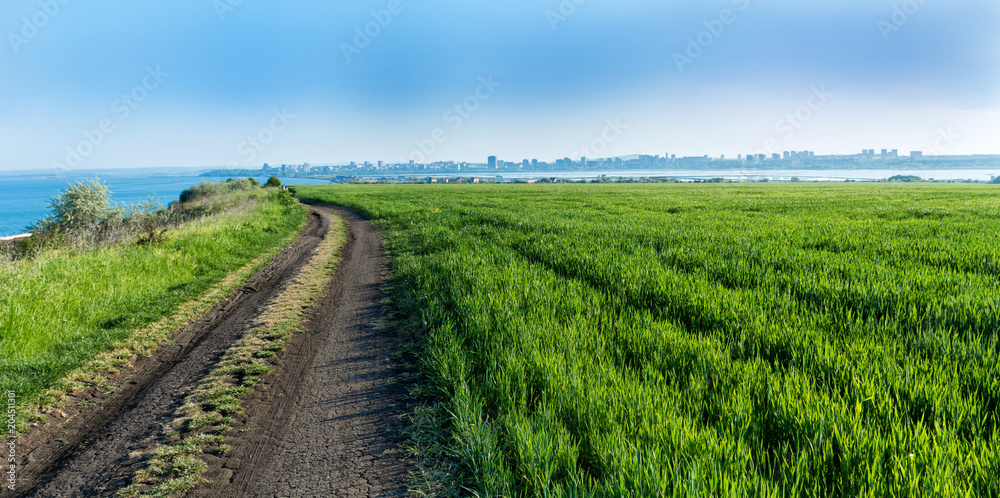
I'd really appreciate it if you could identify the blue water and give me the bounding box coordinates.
[0,175,329,236]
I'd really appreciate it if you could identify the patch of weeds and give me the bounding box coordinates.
[118,435,222,497]
[215,403,243,416]
[186,413,224,432]
[240,376,261,387]
[262,342,285,353]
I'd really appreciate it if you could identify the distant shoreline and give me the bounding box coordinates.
[203,166,1000,184]
[203,155,1000,181]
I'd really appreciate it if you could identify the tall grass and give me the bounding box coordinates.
[0,189,306,406]
[295,183,1000,497]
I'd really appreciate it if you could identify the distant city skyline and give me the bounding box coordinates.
[247,145,979,167]
[1,1,998,171]
[211,148,995,177]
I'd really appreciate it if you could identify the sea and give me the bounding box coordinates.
[0,174,329,237]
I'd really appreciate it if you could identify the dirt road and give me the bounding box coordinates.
[13,205,411,497]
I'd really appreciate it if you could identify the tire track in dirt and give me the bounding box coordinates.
[195,206,412,497]
[13,206,332,496]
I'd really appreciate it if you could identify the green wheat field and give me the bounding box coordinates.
[296,183,999,497]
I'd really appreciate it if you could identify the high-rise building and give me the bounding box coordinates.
[531,159,538,168]
[488,156,497,169]
[911,151,923,159]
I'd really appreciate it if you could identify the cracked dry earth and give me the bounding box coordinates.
[12,205,413,497]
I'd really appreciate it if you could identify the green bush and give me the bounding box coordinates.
[29,178,162,249]
[265,176,282,188]
[179,178,261,204]
[31,178,122,235]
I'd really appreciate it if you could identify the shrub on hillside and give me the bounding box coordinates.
[27,178,164,251]
[32,178,123,235]
[265,176,282,188]
[179,178,261,204]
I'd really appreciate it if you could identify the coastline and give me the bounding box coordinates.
[0,234,32,242]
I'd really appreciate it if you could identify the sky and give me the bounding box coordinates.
[1,0,998,171]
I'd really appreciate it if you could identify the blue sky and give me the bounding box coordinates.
[1,0,998,170]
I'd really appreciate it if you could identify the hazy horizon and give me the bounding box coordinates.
[2,0,998,172]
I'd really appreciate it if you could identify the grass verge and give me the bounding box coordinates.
[118,212,346,497]
[0,190,307,431]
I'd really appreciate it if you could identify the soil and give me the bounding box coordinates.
[10,205,412,497]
